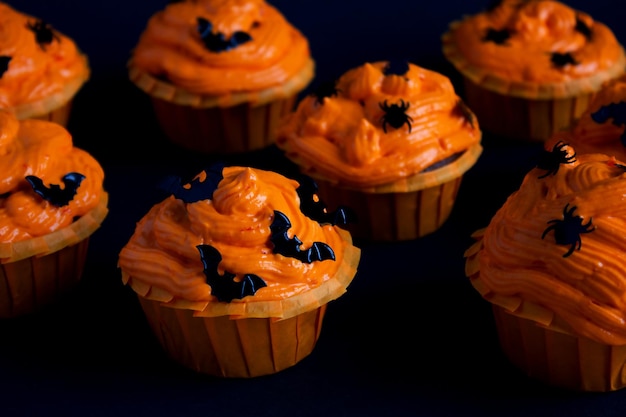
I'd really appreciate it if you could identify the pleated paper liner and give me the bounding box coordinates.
[282,143,483,241]
[442,23,626,142]
[11,53,90,127]
[0,192,108,318]
[121,228,360,377]
[465,228,626,391]
[128,58,315,154]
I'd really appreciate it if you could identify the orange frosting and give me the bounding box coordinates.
[118,166,355,306]
[547,73,626,158]
[276,61,482,188]
[0,110,105,242]
[444,0,624,84]
[129,0,312,96]
[0,3,89,112]
[467,152,626,345]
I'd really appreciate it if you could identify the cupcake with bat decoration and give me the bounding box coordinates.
[442,0,626,142]
[117,163,360,378]
[465,142,626,391]
[128,0,314,154]
[0,2,90,125]
[0,109,108,318]
[275,59,483,241]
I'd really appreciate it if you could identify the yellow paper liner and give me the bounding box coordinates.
[10,53,90,122]
[442,22,626,100]
[0,192,109,264]
[128,58,315,109]
[465,229,626,391]
[121,228,360,321]
[281,142,483,194]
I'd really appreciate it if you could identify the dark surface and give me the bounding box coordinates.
[2,1,626,416]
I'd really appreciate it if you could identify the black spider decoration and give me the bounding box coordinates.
[542,203,594,258]
[159,163,225,203]
[269,211,335,264]
[26,19,59,50]
[379,99,413,133]
[591,102,626,147]
[383,59,410,77]
[551,52,578,68]
[25,172,85,207]
[483,27,510,45]
[197,17,252,52]
[452,99,475,128]
[536,141,576,178]
[0,56,10,77]
[197,244,267,302]
[574,16,592,40]
[311,79,339,105]
[295,175,356,226]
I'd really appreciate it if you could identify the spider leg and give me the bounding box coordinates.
[541,223,557,239]
[563,243,576,258]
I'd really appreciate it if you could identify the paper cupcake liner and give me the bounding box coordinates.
[138,296,326,378]
[463,79,593,142]
[150,94,297,153]
[316,175,463,241]
[465,229,626,391]
[0,192,108,318]
[121,228,360,320]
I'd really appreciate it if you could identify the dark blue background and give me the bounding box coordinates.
[2,1,626,416]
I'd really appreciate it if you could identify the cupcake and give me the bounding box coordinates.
[275,60,483,241]
[128,0,315,154]
[0,109,108,318]
[0,2,90,126]
[442,0,626,142]
[464,148,626,391]
[117,164,360,378]
[545,72,626,158]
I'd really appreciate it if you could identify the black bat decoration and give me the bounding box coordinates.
[295,175,356,226]
[197,244,267,302]
[574,16,592,40]
[269,211,335,263]
[26,19,59,50]
[160,163,225,203]
[591,102,626,147]
[25,172,85,207]
[551,52,578,68]
[483,27,510,45]
[197,17,252,53]
[311,79,339,105]
[0,56,10,77]
[383,59,410,77]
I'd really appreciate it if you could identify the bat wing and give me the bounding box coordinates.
[301,242,335,263]
[25,172,85,207]
[161,164,224,203]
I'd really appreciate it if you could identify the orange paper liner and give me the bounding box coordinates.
[0,192,109,263]
[121,228,360,320]
[11,53,89,122]
[150,94,296,153]
[465,229,626,391]
[442,23,626,100]
[138,297,326,378]
[128,58,315,108]
[316,175,463,241]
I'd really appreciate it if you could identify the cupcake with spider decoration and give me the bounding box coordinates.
[128,0,314,154]
[0,109,108,318]
[275,59,483,241]
[465,142,626,391]
[117,163,360,377]
[0,2,90,126]
[442,0,626,142]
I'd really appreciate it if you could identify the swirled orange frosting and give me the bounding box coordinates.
[467,152,626,345]
[0,2,89,111]
[129,0,312,95]
[444,0,625,84]
[0,110,105,242]
[547,73,626,158]
[118,166,354,305]
[275,61,482,188]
